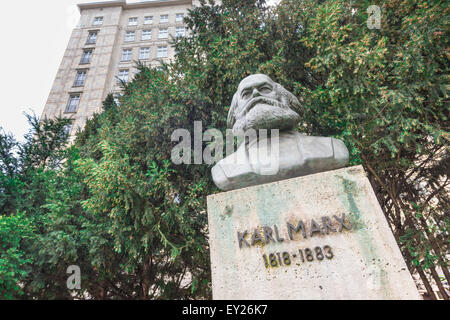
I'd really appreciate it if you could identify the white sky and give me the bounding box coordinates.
[0,0,279,141]
[0,1,82,140]
[0,1,147,141]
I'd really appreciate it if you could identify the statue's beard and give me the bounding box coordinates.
[233,97,300,133]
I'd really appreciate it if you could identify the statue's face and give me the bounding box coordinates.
[231,74,300,133]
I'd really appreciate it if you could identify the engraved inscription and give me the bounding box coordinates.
[237,213,352,249]
[262,246,334,268]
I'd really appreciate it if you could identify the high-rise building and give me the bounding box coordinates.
[40,0,197,137]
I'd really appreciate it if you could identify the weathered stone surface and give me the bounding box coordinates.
[212,131,349,191]
[211,74,349,191]
[207,166,421,300]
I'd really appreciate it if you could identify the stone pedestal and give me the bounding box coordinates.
[207,166,421,300]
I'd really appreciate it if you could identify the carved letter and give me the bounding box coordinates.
[321,216,337,234]
[251,229,264,246]
[237,230,250,248]
[263,226,276,244]
[309,219,324,237]
[334,213,352,232]
[274,225,284,242]
[287,221,307,240]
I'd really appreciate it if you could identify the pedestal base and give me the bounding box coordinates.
[207,166,421,300]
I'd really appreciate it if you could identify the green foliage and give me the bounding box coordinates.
[0,213,35,299]
[0,114,73,299]
[0,0,448,299]
[0,131,21,215]
[298,0,448,287]
[69,68,212,299]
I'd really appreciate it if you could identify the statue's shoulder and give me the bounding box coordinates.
[211,146,254,191]
[295,133,349,163]
[296,134,334,160]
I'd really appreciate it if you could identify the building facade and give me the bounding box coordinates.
[40,0,197,137]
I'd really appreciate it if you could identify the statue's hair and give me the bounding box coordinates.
[227,79,302,129]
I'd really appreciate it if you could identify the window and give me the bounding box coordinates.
[118,69,129,83]
[142,30,152,41]
[128,17,138,26]
[176,27,185,37]
[65,95,81,113]
[139,47,150,60]
[144,16,153,24]
[159,28,168,39]
[73,70,87,87]
[80,49,93,64]
[157,46,167,58]
[160,15,169,23]
[93,17,103,26]
[125,31,135,42]
[86,31,98,44]
[176,13,184,22]
[121,49,132,61]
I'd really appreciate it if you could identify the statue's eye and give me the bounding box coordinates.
[259,85,272,94]
[241,90,251,99]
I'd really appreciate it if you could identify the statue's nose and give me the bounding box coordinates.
[252,88,261,98]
